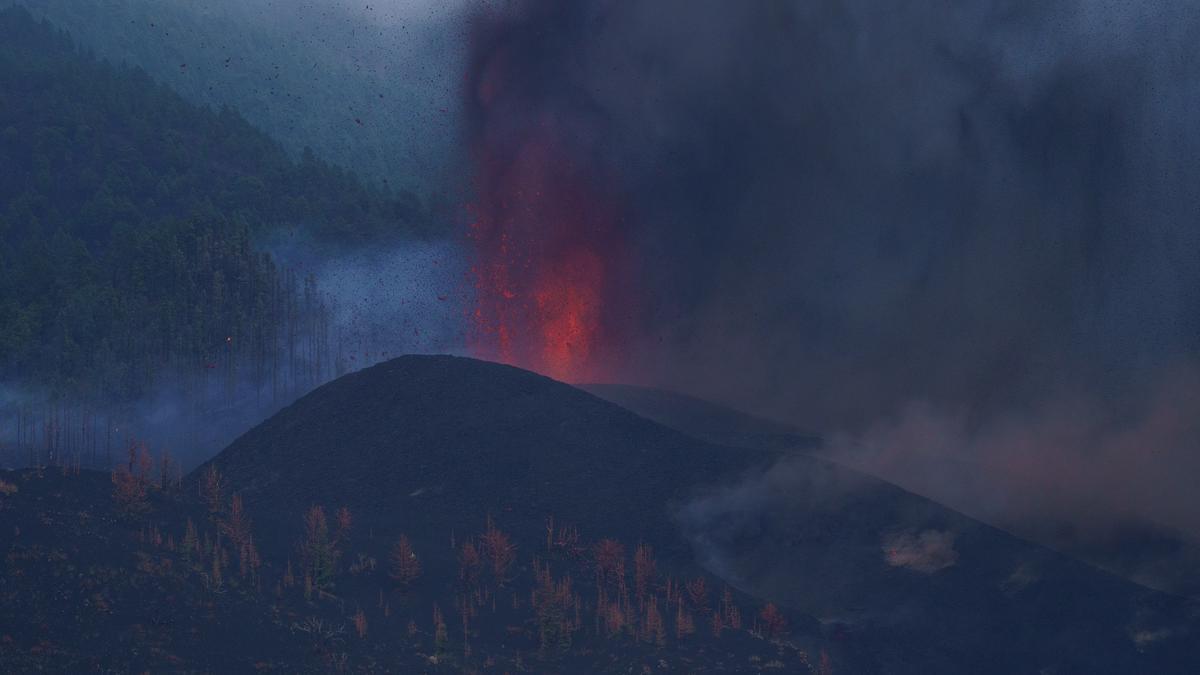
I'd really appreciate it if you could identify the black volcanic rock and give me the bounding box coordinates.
[196,355,767,558]
[581,383,822,452]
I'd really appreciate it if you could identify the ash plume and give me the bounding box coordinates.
[466,0,1200,556]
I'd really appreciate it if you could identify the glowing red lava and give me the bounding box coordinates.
[467,134,628,383]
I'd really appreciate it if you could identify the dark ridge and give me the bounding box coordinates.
[194,355,768,556]
[581,383,822,452]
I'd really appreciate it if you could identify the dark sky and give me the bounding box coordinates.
[464,1,1200,538]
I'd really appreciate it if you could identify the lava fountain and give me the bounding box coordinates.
[467,130,630,382]
[465,8,634,383]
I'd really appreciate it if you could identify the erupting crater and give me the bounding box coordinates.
[467,134,629,383]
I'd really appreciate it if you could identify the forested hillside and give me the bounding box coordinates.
[10,0,463,193]
[0,6,428,463]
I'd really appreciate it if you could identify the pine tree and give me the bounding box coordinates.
[389,534,421,587]
[634,543,657,610]
[299,505,339,591]
[480,517,516,587]
[200,465,224,514]
[458,539,482,588]
[353,608,368,639]
[111,441,153,515]
[758,602,787,639]
[181,518,199,565]
[686,576,709,614]
[433,604,448,655]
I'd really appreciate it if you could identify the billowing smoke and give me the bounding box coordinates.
[464,0,1200,562]
[828,365,1200,541]
[883,530,959,574]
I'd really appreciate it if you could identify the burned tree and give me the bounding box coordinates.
[389,534,422,588]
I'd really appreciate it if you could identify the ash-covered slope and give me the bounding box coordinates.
[582,383,821,451]
[680,452,1200,674]
[195,355,1200,674]
[197,355,766,555]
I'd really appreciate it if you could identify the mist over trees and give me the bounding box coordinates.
[0,7,430,469]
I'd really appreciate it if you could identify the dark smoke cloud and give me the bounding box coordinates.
[467,1,1200,550]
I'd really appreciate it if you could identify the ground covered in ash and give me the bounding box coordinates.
[3,355,1199,673]
[0,466,818,673]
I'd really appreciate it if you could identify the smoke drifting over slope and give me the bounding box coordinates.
[465,1,1200,541]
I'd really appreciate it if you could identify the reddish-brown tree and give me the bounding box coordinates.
[353,608,368,638]
[665,576,678,607]
[389,534,422,587]
[686,576,709,614]
[758,602,787,639]
[675,602,695,639]
[533,562,576,654]
[641,596,666,646]
[111,441,153,514]
[721,586,742,629]
[603,599,627,636]
[634,543,657,609]
[455,593,476,658]
[240,535,261,583]
[818,649,835,675]
[299,505,340,590]
[433,603,448,654]
[222,494,252,550]
[209,542,224,591]
[200,465,224,514]
[459,539,483,588]
[593,538,626,591]
[335,506,352,541]
[480,517,516,586]
[712,610,725,638]
[556,524,581,554]
[181,518,199,562]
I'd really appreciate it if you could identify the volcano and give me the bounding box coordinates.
[189,355,1199,674]
[195,355,769,562]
